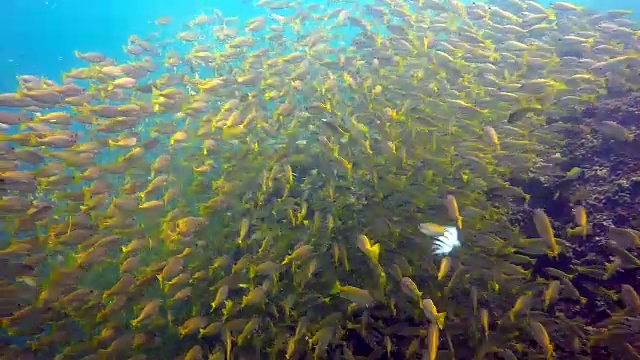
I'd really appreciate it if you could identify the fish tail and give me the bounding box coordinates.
[66,216,72,235]
[28,133,39,147]
[331,145,339,158]
[341,247,350,272]
[82,187,91,204]
[546,8,556,20]
[330,280,341,295]
[436,312,446,330]
[71,171,81,185]
[97,349,109,360]
[71,253,83,267]
[368,243,380,263]
[156,274,164,290]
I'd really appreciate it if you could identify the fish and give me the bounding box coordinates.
[437,256,452,281]
[530,321,554,359]
[0,1,635,359]
[507,106,544,123]
[331,281,374,307]
[444,195,463,229]
[422,299,447,330]
[533,209,560,258]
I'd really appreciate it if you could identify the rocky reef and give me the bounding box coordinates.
[507,91,640,357]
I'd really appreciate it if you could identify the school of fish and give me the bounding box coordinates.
[1,0,640,359]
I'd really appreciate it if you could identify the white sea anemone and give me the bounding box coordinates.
[419,223,461,256]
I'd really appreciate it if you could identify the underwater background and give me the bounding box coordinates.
[1,0,639,92]
[2,0,640,359]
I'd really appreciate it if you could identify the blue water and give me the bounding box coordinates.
[0,0,263,92]
[0,0,639,93]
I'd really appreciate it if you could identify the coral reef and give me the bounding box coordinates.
[523,92,640,308]
[497,92,640,358]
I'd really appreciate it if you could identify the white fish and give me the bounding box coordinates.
[419,224,461,256]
